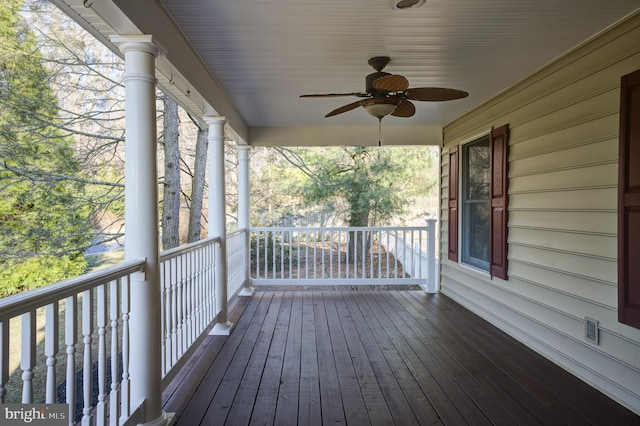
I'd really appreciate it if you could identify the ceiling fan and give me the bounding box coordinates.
[301,56,469,144]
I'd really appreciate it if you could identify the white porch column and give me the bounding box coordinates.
[206,116,234,335]
[237,145,254,296]
[426,218,438,293]
[110,35,170,425]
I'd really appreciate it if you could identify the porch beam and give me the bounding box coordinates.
[206,116,234,335]
[110,34,171,426]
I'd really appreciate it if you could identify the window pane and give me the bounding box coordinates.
[466,141,490,200]
[464,202,489,269]
[462,136,490,271]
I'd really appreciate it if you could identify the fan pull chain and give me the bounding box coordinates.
[378,117,382,146]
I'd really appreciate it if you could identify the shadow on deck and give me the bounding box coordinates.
[162,290,638,425]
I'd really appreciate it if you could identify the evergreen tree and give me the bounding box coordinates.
[277,145,434,226]
[0,0,91,296]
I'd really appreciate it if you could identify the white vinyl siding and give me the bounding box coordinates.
[440,10,640,414]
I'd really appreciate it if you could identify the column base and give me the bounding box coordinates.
[141,411,175,426]
[209,321,234,335]
[238,286,255,296]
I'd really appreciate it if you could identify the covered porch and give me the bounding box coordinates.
[2,0,639,424]
[163,289,638,425]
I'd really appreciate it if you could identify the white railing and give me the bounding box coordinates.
[0,259,145,425]
[159,236,219,381]
[0,231,249,425]
[251,222,437,290]
[227,229,248,297]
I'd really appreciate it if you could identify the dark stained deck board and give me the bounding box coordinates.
[330,291,396,426]
[402,291,640,425]
[273,291,303,425]
[322,291,370,425]
[201,292,282,425]
[394,291,561,424]
[336,291,421,425]
[163,292,264,424]
[355,292,443,425]
[249,292,292,425]
[313,291,347,425]
[173,291,269,425]
[164,290,640,426]
[360,291,459,424]
[405,291,636,425]
[297,291,322,426]
[391,292,531,425]
[367,291,490,426]
[385,291,527,424]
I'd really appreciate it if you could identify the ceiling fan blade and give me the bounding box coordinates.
[325,100,363,117]
[301,92,366,98]
[406,87,469,101]
[373,74,409,92]
[392,99,416,117]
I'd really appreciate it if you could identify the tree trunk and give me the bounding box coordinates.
[161,97,181,250]
[347,208,370,264]
[188,122,209,242]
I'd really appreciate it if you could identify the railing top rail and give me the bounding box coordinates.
[0,258,145,321]
[250,226,428,232]
[160,235,221,261]
[227,228,248,238]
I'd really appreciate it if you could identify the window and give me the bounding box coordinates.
[448,125,509,279]
[619,68,640,329]
[461,135,491,271]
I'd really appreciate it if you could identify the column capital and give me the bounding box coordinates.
[203,115,226,126]
[110,35,163,57]
[237,144,252,152]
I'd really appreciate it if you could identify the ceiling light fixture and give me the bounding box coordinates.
[362,101,396,119]
[391,0,426,11]
[362,99,396,146]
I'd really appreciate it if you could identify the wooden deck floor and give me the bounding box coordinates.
[162,290,639,425]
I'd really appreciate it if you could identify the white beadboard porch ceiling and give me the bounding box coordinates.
[61,0,639,145]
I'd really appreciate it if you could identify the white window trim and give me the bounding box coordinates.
[457,130,491,275]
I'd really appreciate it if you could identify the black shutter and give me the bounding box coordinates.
[490,125,509,280]
[619,68,640,329]
[448,146,459,262]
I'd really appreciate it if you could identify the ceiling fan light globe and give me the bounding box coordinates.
[363,102,396,118]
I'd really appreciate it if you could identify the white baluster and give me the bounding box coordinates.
[170,258,178,365]
[427,218,437,293]
[65,295,77,425]
[21,311,35,403]
[256,232,261,279]
[109,280,120,425]
[120,276,130,423]
[96,285,107,425]
[0,320,8,403]
[45,302,59,403]
[82,290,94,425]
[369,230,374,278]
[337,230,342,278]
[210,243,216,321]
[282,230,286,278]
[189,250,196,344]
[183,253,189,350]
[176,256,184,357]
[378,230,383,278]
[385,230,390,277]
[304,230,309,279]
[162,261,170,374]
[197,247,204,334]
